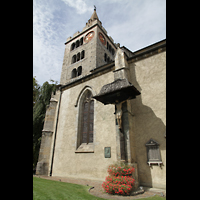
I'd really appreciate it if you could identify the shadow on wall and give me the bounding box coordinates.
[130,63,166,188]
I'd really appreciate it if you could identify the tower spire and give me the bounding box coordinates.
[90,6,99,21]
[85,6,101,27]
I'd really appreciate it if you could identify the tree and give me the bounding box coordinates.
[33,78,57,168]
[33,76,40,107]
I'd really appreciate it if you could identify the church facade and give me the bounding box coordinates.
[36,8,166,189]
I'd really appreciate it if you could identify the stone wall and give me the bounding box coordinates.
[129,51,166,189]
[36,99,58,175]
[52,71,118,180]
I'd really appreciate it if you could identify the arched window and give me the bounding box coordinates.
[112,48,115,55]
[71,43,75,51]
[109,44,111,52]
[77,52,80,61]
[76,40,80,48]
[75,88,95,152]
[104,53,107,62]
[80,90,94,144]
[107,56,110,62]
[77,66,82,76]
[71,68,77,78]
[72,55,76,64]
[80,37,83,45]
[81,50,85,59]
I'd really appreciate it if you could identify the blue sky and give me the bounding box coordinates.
[33,0,166,86]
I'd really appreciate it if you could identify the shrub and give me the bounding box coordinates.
[105,175,135,186]
[102,182,132,195]
[107,164,135,176]
[102,163,135,196]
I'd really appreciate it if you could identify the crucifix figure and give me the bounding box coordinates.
[115,100,127,130]
[94,5,96,11]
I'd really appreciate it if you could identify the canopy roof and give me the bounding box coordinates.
[92,79,141,105]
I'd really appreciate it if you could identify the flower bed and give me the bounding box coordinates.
[105,175,135,186]
[102,163,135,196]
[107,165,135,176]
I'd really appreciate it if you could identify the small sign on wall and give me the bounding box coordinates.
[104,147,111,158]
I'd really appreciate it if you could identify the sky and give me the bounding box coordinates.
[33,0,166,86]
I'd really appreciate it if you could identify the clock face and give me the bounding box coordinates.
[99,32,106,45]
[84,31,94,43]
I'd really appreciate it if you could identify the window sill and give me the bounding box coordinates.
[147,161,162,166]
[75,143,94,153]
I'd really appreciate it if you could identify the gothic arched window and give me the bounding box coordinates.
[81,91,94,144]
[75,89,95,153]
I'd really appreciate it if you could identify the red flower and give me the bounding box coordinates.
[103,164,135,195]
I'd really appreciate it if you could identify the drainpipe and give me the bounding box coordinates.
[49,87,62,176]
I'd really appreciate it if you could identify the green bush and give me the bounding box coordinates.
[102,163,135,195]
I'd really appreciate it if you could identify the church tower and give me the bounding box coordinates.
[36,6,166,190]
[60,7,118,85]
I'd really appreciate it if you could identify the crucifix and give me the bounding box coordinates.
[115,100,127,161]
[92,78,141,162]
[115,100,127,131]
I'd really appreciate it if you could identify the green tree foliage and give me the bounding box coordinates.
[33,77,57,168]
[33,76,40,107]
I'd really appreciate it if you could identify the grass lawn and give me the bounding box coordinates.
[33,177,165,200]
[33,177,106,200]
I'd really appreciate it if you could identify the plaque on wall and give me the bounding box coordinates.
[104,147,111,158]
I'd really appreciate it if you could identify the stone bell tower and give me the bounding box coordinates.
[60,6,118,85]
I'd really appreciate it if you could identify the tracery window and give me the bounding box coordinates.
[81,91,94,144]
[75,89,95,153]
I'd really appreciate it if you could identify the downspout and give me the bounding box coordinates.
[49,87,62,176]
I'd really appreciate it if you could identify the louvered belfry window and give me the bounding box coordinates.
[81,91,94,144]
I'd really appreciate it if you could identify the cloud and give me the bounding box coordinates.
[33,0,67,85]
[101,0,166,51]
[33,0,166,85]
[61,0,93,14]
